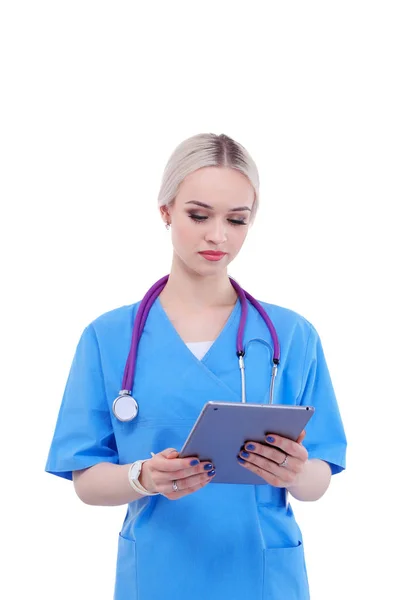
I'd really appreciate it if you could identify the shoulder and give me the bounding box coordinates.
[80,301,141,342]
[256,299,313,329]
[255,299,318,344]
[91,301,140,327]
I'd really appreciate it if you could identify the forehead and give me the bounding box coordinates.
[176,167,255,207]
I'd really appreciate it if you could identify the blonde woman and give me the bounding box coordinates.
[45,133,346,600]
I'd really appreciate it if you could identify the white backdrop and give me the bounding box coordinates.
[1,1,399,598]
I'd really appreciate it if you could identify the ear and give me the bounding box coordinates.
[159,204,170,224]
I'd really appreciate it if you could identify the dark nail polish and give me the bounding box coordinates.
[204,463,213,471]
[246,444,256,451]
[207,469,216,477]
[238,457,246,464]
[190,459,200,466]
[266,436,275,443]
[241,451,249,458]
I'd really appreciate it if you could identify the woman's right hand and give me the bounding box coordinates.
[140,448,216,500]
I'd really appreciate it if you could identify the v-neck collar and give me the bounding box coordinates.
[153,296,241,364]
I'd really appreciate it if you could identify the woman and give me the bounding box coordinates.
[45,133,347,599]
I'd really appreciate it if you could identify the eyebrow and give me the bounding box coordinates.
[185,200,251,212]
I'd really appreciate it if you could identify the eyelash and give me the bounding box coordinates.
[189,214,247,226]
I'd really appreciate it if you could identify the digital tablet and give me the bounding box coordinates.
[179,401,315,485]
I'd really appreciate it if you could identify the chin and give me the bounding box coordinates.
[194,260,231,278]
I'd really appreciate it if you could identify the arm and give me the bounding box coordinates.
[73,462,144,506]
[72,449,216,506]
[238,325,346,494]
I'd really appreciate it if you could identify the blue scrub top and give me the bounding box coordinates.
[45,296,347,600]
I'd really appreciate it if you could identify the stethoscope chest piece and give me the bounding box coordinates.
[112,391,139,422]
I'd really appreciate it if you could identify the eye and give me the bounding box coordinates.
[189,213,208,223]
[188,213,247,226]
[228,218,247,226]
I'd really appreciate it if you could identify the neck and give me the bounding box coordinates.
[160,255,237,310]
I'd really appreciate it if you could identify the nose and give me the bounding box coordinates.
[204,218,228,245]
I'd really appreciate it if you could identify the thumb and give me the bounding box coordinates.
[166,450,180,459]
[297,430,306,444]
[158,448,179,459]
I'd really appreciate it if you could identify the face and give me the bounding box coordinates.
[161,167,255,276]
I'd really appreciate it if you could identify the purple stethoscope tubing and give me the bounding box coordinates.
[112,275,280,421]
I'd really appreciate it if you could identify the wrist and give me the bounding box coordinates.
[286,459,310,492]
[286,459,331,501]
[138,459,157,495]
[128,459,159,496]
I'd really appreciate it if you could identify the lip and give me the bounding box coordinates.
[199,251,227,262]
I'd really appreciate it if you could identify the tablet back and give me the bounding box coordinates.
[179,401,315,485]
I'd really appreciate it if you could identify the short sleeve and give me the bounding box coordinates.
[297,324,347,475]
[45,324,118,481]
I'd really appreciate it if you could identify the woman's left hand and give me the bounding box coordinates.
[237,430,308,488]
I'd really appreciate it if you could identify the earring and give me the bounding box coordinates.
[165,222,171,230]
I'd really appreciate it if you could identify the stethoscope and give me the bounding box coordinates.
[112,275,280,422]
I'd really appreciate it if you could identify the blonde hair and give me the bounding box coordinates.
[157,133,260,222]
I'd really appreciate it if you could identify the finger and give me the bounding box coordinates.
[150,460,216,487]
[238,458,288,487]
[264,433,308,461]
[242,442,286,466]
[238,454,295,486]
[153,452,207,473]
[160,471,216,498]
[241,442,304,474]
[163,477,210,501]
[179,469,216,491]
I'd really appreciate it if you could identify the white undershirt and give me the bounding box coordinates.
[186,340,214,360]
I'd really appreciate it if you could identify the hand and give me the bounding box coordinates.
[237,430,308,488]
[140,448,216,500]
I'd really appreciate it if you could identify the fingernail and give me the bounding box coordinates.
[266,436,275,443]
[238,457,246,464]
[241,451,249,458]
[207,469,216,477]
[246,443,256,451]
[204,463,213,471]
[190,459,200,466]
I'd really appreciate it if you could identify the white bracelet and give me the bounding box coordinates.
[128,461,159,496]
[128,477,156,496]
